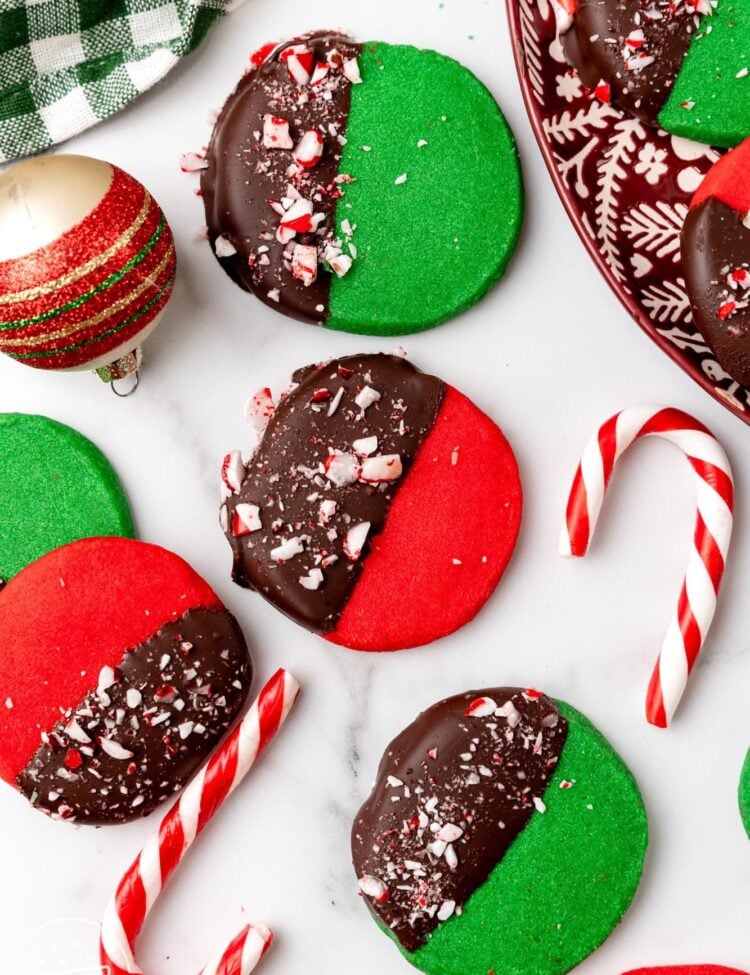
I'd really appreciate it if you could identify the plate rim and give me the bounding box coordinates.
[505,0,750,427]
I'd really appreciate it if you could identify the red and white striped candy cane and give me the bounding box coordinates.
[560,406,734,728]
[100,669,300,975]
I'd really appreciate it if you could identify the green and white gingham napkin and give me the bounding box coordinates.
[0,0,240,162]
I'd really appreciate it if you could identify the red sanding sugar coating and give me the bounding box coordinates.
[623,968,750,974]
[690,138,750,213]
[328,385,523,650]
[0,537,221,783]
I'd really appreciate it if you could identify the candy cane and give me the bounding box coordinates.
[100,669,300,975]
[560,406,734,728]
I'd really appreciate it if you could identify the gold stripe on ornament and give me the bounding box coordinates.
[0,244,175,347]
[0,191,154,306]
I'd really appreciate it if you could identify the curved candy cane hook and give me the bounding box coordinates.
[101,669,300,975]
[560,406,734,728]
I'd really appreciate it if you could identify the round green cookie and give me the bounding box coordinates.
[0,414,134,580]
[352,689,648,975]
[740,750,750,838]
[202,33,524,334]
[327,42,524,334]
[660,1,750,148]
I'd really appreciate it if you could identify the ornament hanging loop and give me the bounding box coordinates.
[111,370,140,397]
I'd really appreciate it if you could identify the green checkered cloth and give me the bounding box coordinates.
[0,0,239,162]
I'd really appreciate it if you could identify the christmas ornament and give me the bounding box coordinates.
[0,154,176,390]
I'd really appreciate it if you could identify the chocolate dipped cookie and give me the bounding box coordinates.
[0,537,252,825]
[352,688,648,975]
[202,32,523,334]
[681,138,750,386]
[220,353,522,651]
[555,0,750,148]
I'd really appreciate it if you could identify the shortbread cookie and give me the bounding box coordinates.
[0,537,252,825]
[0,413,133,581]
[221,354,522,651]
[557,0,750,148]
[202,33,523,333]
[352,688,648,975]
[682,137,750,385]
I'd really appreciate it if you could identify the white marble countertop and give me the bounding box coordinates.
[0,1,748,972]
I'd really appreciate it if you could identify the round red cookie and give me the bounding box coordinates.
[221,353,522,651]
[682,137,750,386]
[0,537,252,825]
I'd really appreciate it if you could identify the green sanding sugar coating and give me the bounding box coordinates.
[0,413,134,580]
[392,701,648,975]
[660,1,750,148]
[327,42,524,335]
[741,750,750,838]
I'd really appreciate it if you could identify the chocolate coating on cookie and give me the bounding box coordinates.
[18,609,251,825]
[560,0,701,126]
[682,197,750,386]
[201,32,362,323]
[351,688,568,952]
[222,354,444,633]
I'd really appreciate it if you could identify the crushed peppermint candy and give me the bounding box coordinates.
[204,33,363,321]
[222,355,445,633]
[359,454,403,484]
[232,503,262,537]
[293,129,325,168]
[245,387,276,433]
[263,115,294,150]
[344,522,371,560]
[221,450,246,499]
[271,536,305,562]
[299,568,325,590]
[291,243,319,287]
[17,614,250,824]
[351,687,567,951]
[213,235,237,258]
[355,385,381,412]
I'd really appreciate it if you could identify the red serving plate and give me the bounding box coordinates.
[506,0,750,425]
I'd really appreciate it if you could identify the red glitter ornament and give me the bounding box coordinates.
[0,155,176,387]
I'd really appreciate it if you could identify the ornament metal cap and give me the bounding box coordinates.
[96,347,142,396]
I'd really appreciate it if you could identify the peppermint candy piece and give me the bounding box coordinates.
[277,198,314,245]
[294,130,325,168]
[358,874,389,903]
[281,44,314,85]
[319,499,337,524]
[263,115,294,150]
[99,738,134,761]
[360,454,403,484]
[344,522,371,561]
[324,450,361,487]
[245,388,276,433]
[343,57,363,84]
[299,568,325,591]
[214,235,237,258]
[465,696,498,718]
[291,244,318,287]
[221,450,246,498]
[270,536,305,563]
[352,436,378,456]
[354,386,381,412]
[232,504,262,537]
[311,61,330,86]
